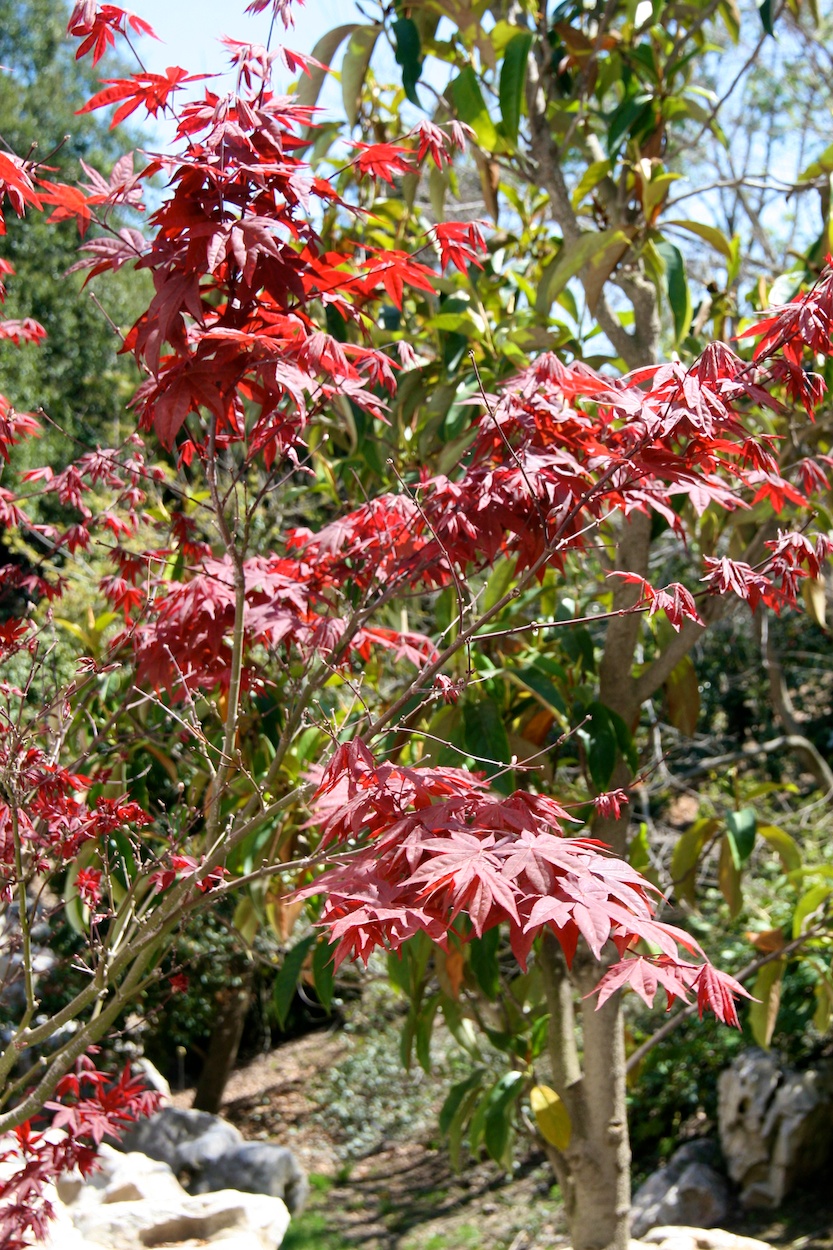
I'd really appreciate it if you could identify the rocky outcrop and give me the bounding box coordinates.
[634,1226,773,1250]
[717,1048,833,1207]
[118,1106,308,1213]
[42,1143,291,1250]
[631,1142,731,1237]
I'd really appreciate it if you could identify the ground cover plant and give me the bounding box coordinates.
[0,2,833,1249]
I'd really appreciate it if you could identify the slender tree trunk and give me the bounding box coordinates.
[540,936,631,1250]
[538,512,653,1250]
[192,969,253,1114]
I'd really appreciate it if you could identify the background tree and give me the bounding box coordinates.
[0,0,145,467]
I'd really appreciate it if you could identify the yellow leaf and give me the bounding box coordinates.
[530,1085,571,1151]
[802,577,827,630]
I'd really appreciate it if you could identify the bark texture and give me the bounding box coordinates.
[192,971,253,1114]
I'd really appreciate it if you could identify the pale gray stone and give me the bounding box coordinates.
[717,1048,833,1207]
[70,1188,289,1249]
[118,1105,244,1173]
[631,1143,731,1237]
[641,1227,771,1250]
[117,1106,307,1213]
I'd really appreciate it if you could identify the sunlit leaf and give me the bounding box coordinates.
[530,1084,572,1151]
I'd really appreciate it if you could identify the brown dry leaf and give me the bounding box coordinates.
[746,927,785,953]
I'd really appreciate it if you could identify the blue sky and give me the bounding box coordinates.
[121,0,361,142]
[130,1,355,76]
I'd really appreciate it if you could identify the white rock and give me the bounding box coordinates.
[642,1227,772,1250]
[71,1187,290,1249]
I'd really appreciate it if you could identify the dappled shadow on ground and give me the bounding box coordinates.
[730,1182,833,1250]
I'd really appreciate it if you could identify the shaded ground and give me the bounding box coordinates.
[171,1030,566,1250]
[171,1031,833,1250]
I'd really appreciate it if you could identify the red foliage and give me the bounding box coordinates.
[0,1057,160,1249]
[299,741,750,1023]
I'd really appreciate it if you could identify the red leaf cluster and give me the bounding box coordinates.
[0,1057,159,1248]
[301,742,750,1024]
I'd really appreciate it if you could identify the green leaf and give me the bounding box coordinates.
[536,230,628,316]
[341,26,381,128]
[233,896,259,946]
[448,1085,484,1171]
[719,835,743,917]
[463,699,515,793]
[655,239,692,344]
[793,882,832,939]
[498,32,532,145]
[717,0,741,41]
[273,934,316,1029]
[666,219,734,260]
[800,141,833,182]
[585,703,618,790]
[312,937,336,1010]
[757,0,774,34]
[749,958,785,1048]
[449,66,498,150]
[469,926,501,1000]
[727,807,757,864]
[483,556,517,612]
[758,824,801,873]
[440,1069,485,1135]
[629,823,651,873]
[571,159,611,210]
[296,25,358,112]
[506,664,567,718]
[429,163,448,221]
[483,1071,524,1166]
[393,17,423,106]
[606,92,652,155]
[415,992,441,1072]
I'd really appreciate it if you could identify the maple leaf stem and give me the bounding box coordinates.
[367,452,634,744]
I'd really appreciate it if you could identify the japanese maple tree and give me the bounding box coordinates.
[0,3,830,1248]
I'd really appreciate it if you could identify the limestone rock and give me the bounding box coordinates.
[717,1048,833,1207]
[71,1188,290,1249]
[639,1227,771,1250]
[631,1142,731,1237]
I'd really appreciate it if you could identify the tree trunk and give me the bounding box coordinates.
[192,971,252,1114]
[540,936,630,1250]
[538,512,654,1250]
